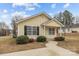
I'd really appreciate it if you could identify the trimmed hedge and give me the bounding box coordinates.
[54,36,65,41]
[16,35,29,44]
[36,36,47,42]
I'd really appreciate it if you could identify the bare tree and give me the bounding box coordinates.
[11,15,23,38]
[54,10,74,33]
[0,22,10,36]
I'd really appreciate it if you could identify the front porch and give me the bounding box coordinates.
[43,26,60,40]
[41,20,62,39]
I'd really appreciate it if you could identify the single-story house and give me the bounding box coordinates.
[16,13,64,40]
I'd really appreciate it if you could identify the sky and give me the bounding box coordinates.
[0,3,79,29]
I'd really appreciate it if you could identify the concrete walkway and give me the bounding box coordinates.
[46,41,78,56]
[0,48,57,56]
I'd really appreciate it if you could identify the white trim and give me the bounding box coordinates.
[26,26,38,35]
[42,19,64,27]
[53,18,64,27]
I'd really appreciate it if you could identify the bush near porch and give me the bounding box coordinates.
[16,35,47,44]
[54,36,65,41]
[36,36,47,42]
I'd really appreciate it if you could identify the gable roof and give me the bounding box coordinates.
[16,12,52,24]
[16,12,64,27]
[41,18,64,27]
[53,18,64,27]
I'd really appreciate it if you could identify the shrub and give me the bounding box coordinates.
[36,36,47,42]
[29,38,35,43]
[16,35,29,44]
[54,36,65,41]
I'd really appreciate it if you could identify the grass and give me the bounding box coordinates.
[64,33,79,41]
[0,36,45,54]
[57,33,79,54]
[57,41,79,54]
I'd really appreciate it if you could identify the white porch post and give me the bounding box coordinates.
[60,27,63,36]
[55,27,58,37]
[44,26,45,36]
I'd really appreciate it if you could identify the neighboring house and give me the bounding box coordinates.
[16,13,64,40]
[0,22,10,36]
[70,24,79,33]
[63,28,71,33]
[63,24,79,33]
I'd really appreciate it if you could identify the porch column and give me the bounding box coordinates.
[60,27,63,36]
[44,26,45,36]
[55,28,57,36]
[55,27,59,36]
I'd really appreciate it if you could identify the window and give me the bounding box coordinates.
[24,26,39,35]
[48,28,55,35]
[26,26,32,35]
[33,27,38,35]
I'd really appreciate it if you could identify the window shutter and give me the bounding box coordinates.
[56,28,58,34]
[37,27,39,35]
[24,25,27,35]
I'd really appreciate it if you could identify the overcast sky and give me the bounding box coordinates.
[0,3,79,29]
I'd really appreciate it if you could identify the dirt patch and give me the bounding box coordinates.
[57,40,79,54]
[0,37,45,54]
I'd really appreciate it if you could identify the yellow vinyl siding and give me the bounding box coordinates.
[17,13,62,39]
[17,14,49,36]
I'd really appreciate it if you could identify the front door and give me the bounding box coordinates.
[48,28,55,35]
